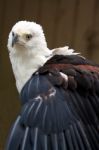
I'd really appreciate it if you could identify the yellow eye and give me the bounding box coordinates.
[26,34,32,40]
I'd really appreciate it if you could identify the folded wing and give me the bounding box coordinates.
[6,55,99,150]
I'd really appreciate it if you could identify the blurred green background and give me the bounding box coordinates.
[0,0,99,149]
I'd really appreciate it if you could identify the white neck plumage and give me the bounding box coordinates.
[9,44,78,93]
[9,46,52,93]
[8,21,79,93]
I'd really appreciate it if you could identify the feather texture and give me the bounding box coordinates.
[6,55,99,150]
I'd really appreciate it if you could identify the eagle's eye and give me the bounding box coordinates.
[26,34,32,40]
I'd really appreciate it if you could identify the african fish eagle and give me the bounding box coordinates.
[6,21,99,150]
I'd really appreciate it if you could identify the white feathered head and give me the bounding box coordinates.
[7,21,47,53]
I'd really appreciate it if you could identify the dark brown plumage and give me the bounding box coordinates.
[6,54,99,150]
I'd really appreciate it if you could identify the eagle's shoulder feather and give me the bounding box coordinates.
[6,55,99,150]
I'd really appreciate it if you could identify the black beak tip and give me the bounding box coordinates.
[12,35,18,47]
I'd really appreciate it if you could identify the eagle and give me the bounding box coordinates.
[6,21,99,150]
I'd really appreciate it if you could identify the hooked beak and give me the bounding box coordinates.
[12,34,18,47]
